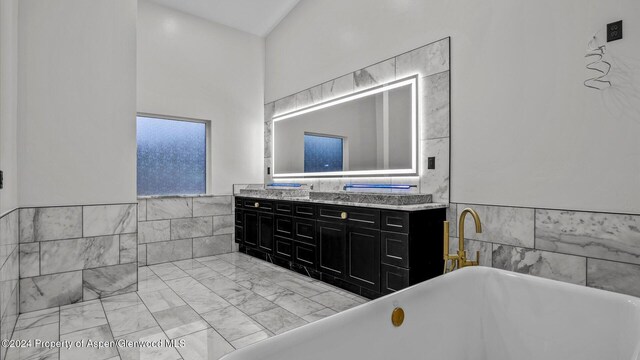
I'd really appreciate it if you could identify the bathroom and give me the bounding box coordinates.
[0,0,639,359]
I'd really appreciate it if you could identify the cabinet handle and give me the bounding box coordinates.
[254,202,260,208]
[340,212,348,219]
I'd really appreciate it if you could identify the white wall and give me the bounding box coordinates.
[137,1,264,195]
[18,0,137,207]
[266,0,640,214]
[0,0,19,213]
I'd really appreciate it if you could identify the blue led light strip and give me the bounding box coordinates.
[343,184,417,190]
[267,183,303,187]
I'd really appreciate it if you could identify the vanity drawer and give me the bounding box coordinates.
[293,218,316,245]
[293,242,316,268]
[317,205,379,229]
[275,202,293,215]
[243,199,273,212]
[380,211,410,234]
[235,211,243,226]
[293,203,316,218]
[381,264,410,294]
[380,231,409,268]
[274,215,293,239]
[274,235,292,260]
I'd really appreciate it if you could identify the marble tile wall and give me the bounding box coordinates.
[448,202,640,297]
[18,203,138,313]
[138,195,234,267]
[0,209,19,359]
[264,37,451,203]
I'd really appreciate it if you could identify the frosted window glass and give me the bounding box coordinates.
[304,134,343,172]
[137,116,206,196]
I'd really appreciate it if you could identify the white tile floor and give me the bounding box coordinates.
[6,252,368,360]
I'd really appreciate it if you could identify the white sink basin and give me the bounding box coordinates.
[222,267,640,360]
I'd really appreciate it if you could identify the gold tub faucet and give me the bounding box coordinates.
[443,208,482,273]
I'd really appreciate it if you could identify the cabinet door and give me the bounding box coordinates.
[293,241,316,268]
[243,211,258,248]
[317,220,346,278]
[258,212,274,253]
[346,225,380,292]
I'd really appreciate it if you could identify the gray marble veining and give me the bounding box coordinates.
[1,209,19,246]
[20,271,82,312]
[354,58,396,90]
[201,306,263,341]
[446,203,457,238]
[493,244,586,285]
[321,74,354,101]
[420,137,450,203]
[193,235,232,258]
[587,258,640,298]
[239,188,311,199]
[19,243,40,278]
[274,94,296,116]
[138,199,147,221]
[60,300,108,335]
[295,85,322,109]
[139,219,171,243]
[171,217,213,239]
[193,196,233,217]
[104,303,157,338]
[40,235,120,274]
[396,37,450,78]
[213,215,234,235]
[309,191,431,206]
[147,239,193,265]
[153,305,209,339]
[536,209,640,265]
[423,71,450,139]
[448,237,493,268]
[265,290,324,317]
[120,233,137,264]
[20,206,82,242]
[83,204,137,237]
[264,120,272,158]
[456,203,535,248]
[147,198,193,220]
[83,263,137,300]
[251,307,307,335]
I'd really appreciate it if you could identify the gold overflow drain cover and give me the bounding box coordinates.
[391,307,405,327]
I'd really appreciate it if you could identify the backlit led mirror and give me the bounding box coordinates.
[273,76,418,178]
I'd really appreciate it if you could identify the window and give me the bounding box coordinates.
[137,115,207,196]
[303,133,344,172]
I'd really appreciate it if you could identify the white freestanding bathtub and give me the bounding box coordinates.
[222,267,640,360]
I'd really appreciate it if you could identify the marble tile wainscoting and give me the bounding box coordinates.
[0,209,19,359]
[137,195,234,266]
[19,204,138,313]
[264,37,451,203]
[447,203,640,297]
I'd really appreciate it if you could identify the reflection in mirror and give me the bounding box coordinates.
[273,76,417,177]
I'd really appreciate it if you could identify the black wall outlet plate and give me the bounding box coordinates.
[427,157,435,169]
[607,20,623,42]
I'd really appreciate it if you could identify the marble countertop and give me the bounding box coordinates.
[236,193,448,211]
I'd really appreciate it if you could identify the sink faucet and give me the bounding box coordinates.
[443,208,482,273]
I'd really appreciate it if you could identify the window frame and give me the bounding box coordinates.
[136,112,211,196]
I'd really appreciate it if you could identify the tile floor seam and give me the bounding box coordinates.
[98,298,123,360]
[145,264,233,351]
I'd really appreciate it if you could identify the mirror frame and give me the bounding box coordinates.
[272,75,419,178]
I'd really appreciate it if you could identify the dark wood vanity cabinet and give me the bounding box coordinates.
[235,196,445,299]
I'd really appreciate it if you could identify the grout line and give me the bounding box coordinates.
[98,300,124,359]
